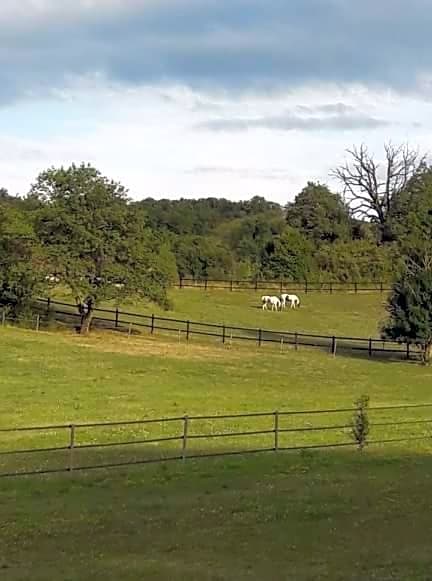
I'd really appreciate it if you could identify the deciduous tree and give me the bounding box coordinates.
[331,143,425,243]
[31,163,171,333]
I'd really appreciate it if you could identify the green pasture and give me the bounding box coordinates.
[51,287,388,338]
[1,288,432,580]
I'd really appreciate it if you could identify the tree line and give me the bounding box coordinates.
[1,142,432,359]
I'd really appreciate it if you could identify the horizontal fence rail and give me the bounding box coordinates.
[176,277,392,294]
[1,403,432,479]
[5,297,417,363]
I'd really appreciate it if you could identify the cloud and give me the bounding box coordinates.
[2,0,432,105]
[197,110,391,132]
[186,166,296,181]
[1,81,431,203]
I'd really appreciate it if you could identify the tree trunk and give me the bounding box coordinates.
[80,308,93,335]
[76,297,94,335]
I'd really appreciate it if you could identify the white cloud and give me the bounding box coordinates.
[1,82,432,202]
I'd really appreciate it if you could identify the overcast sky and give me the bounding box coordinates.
[2,0,432,202]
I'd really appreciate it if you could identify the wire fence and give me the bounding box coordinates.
[1,402,431,479]
[177,277,392,293]
[7,298,418,362]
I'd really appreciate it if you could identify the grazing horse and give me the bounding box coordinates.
[268,296,281,311]
[286,294,300,309]
[261,295,271,310]
[45,274,60,284]
[280,293,289,309]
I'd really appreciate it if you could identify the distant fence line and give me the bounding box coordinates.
[18,298,417,362]
[1,402,431,479]
[176,278,393,294]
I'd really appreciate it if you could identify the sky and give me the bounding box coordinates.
[2,0,432,203]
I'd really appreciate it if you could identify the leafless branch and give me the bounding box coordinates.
[330,142,425,240]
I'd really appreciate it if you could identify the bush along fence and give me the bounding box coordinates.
[1,400,431,479]
[14,298,418,362]
[176,277,392,294]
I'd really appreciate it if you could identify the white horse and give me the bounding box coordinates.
[286,294,300,309]
[280,293,289,309]
[45,274,60,284]
[268,296,281,311]
[261,295,271,310]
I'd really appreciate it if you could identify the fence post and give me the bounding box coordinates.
[151,314,155,334]
[2,310,6,326]
[222,324,226,344]
[46,297,51,314]
[294,332,298,351]
[305,280,308,294]
[69,424,76,472]
[274,411,279,451]
[280,336,284,352]
[380,281,384,294]
[331,336,337,356]
[368,338,373,357]
[406,342,410,360]
[330,282,333,295]
[204,278,208,291]
[35,315,40,332]
[128,322,133,337]
[230,279,233,292]
[258,328,262,347]
[179,276,183,289]
[182,416,189,461]
[255,278,258,291]
[355,282,358,294]
[186,320,190,341]
[115,307,119,328]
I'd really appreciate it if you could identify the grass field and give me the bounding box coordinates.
[53,287,388,337]
[2,291,432,580]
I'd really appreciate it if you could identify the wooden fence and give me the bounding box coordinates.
[177,278,392,293]
[1,402,431,479]
[15,298,419,362]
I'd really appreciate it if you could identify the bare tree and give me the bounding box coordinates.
[331,143,426,242]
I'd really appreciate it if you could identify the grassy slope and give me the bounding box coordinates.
[52,288,387,337]
[2,290,432,580]
[1,326,431,431]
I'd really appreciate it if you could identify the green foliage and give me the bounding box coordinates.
[30,164,171,328]
[8,158,432,296]
[173,235,234,279]
[316,240,396,282]
[391,165,432,249]
[217,212,285,276]
[382,252,432,363]
[0,203,46,316]
[350,395,370,450]
[139,195,281,237]
[286,182,352,245]
[262,226,315,279]
[156,242,179,284]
